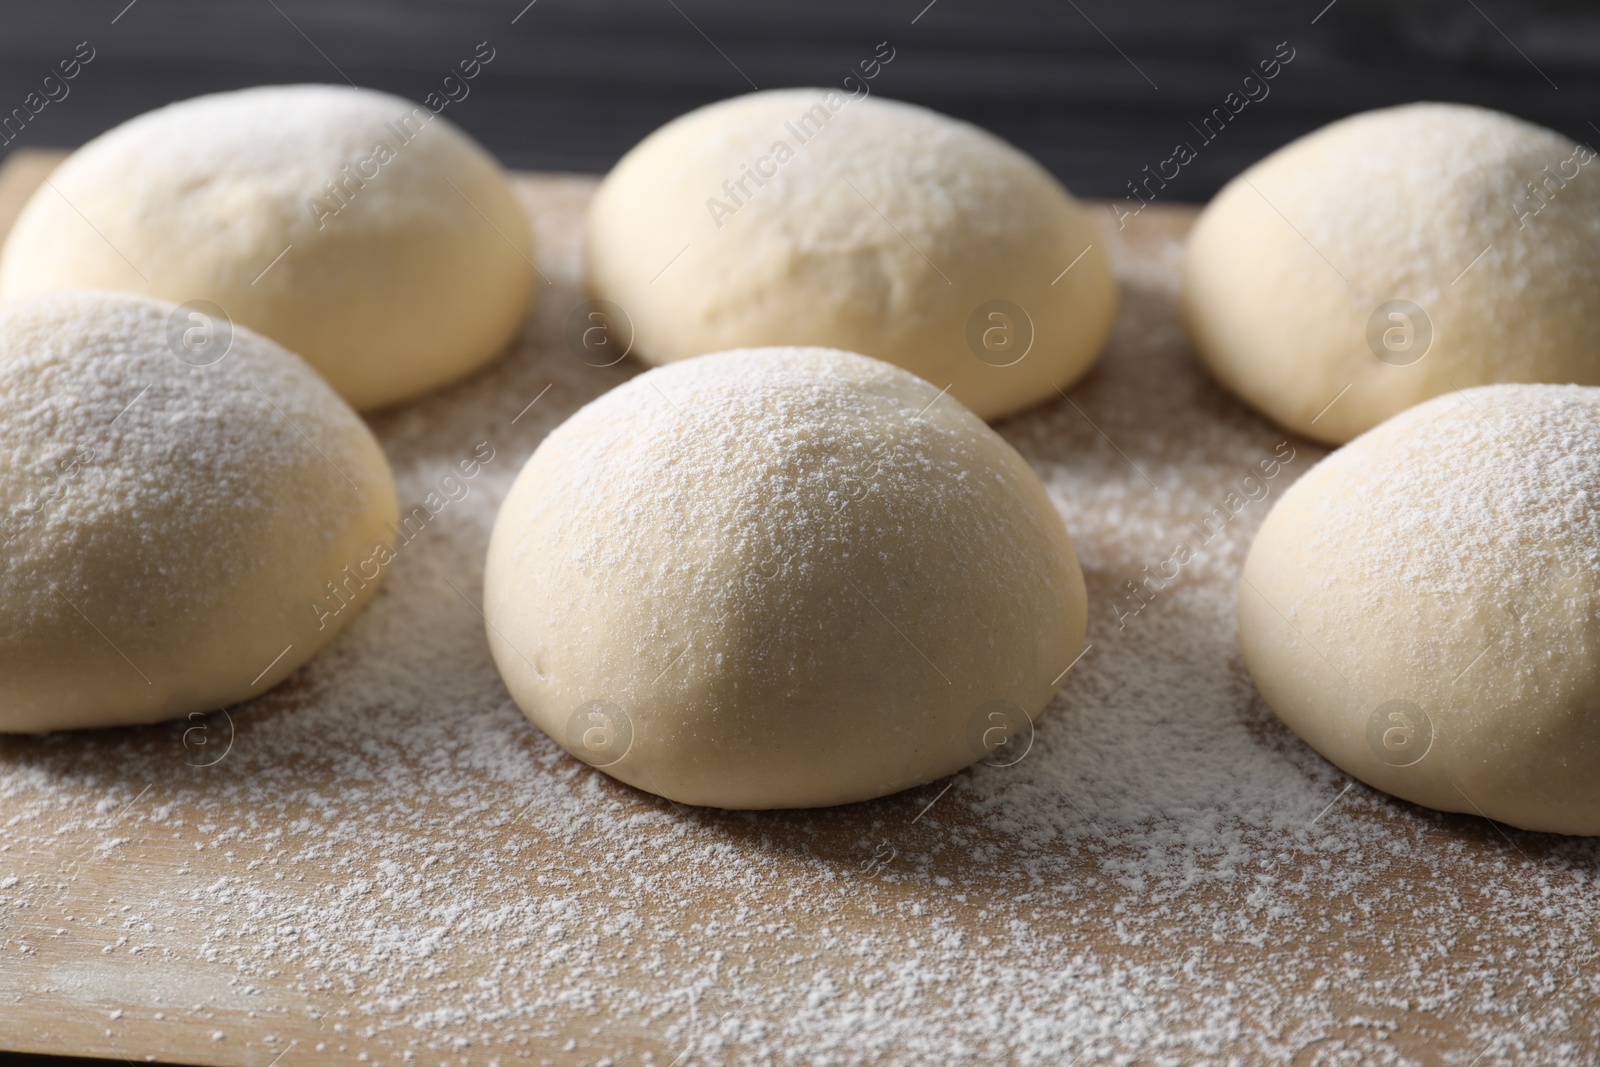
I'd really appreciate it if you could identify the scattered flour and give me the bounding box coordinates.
[1,186,1597,1066]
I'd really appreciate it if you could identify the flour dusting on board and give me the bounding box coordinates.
[2,184,1599,1066]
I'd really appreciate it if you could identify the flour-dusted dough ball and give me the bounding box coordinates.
[484,347,1087,809]
[1183,103,1600,445]
[0,291,398,732]
[0,84,535,411]
[1240,384,1600,834]
[585,89,1116,422]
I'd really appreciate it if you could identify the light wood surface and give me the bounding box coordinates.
[0,147,1595,1067]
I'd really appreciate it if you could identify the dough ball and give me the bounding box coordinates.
[0,291,398,732]
[584,89,1116,422]
[0,84,535,411]
[484,347,1087,809]
[1239,384,1600,835]
[1182,103,1600,444]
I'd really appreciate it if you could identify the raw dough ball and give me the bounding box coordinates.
[585,89,1116,422]
[0,84,535,411]
[484,347,1087,809]
[1182,103,1600,445]
[1239,384,1600,835]
[0,291,398,732]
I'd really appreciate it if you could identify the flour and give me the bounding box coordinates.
[1,186,1597,1066]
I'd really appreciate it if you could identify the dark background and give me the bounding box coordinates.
[0,0,1596,204]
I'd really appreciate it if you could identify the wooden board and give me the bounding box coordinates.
[1,148,1597,1067]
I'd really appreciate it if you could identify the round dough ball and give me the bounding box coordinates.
[484,347,1087,809]
[1183,103,1600,445]
[0,84,535,411]
[1240,384,1600,835]
[0,291,398,732]
[585,89,1116,422]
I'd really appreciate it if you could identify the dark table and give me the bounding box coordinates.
[0,0,1594,201]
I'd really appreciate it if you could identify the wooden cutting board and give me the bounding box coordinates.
[0,147,1595,1067]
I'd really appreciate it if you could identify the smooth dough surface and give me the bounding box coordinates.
[1240,384,1600,835]
[1183,103,1600,444]
[0,291,398,732]
[0,84,535,411]
[585,89,1116,422]
[484,347,1088,809]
